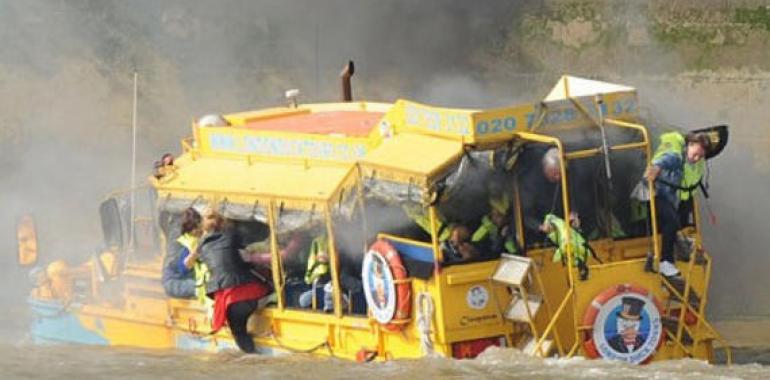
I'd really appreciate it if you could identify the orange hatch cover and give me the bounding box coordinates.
[243,111,383,137]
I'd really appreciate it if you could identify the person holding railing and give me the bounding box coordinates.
[644,132,711,278]
[196,208,272,353]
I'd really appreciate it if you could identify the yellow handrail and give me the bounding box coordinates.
[660,268,732,364]
[532,288,574,356]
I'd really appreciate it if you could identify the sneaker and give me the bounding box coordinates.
[659,261,681,277]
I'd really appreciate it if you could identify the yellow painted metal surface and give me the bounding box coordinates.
[155,157,355,206]
[27,76,725,365]
[359,133,463,186]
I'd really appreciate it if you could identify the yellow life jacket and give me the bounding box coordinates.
[403,204,451,241]
[304,234,330,285]
[653,131,705,201]
[544,214,587,265]
[471,215,516,254]
[176,233,210,305]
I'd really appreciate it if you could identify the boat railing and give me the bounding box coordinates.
[181,137,198,159]
[661,249,732,364]
[531,287,574,357]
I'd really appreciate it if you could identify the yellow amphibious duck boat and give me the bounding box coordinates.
[21,70,731,364]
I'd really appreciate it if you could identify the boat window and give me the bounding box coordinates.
[512,129,648,250]
[100,197,124,250]
[433,150,519,264]
[273,206,334,312]
[512,142,566,249]
[332,200,367,316]
[363,178,430,243]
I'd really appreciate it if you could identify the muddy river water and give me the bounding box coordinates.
[1,342,769,380]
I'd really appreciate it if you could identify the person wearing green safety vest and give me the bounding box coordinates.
[542,213,595,280]
[471,192,518,258]
[298,232,333,310]
[303,234,330,285]
[645,131,711,277]
[180,210,212,306]
[403,203,452,241]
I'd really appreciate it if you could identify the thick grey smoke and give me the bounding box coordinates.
[0,1,522,332]
[0,0,518,266]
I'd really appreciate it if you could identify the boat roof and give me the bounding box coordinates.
[156,157,355,207]
[544,75,636,102]
[359,133,463,186]
[155,75,642,205]
[241,110,383,138]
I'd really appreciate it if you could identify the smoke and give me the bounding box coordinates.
[2,0,770,331]
[629,72,770,318]
[0,0,517,265]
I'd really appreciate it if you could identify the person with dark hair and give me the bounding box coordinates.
[196,208,271,353]
[441,225,479,263]
[153,153,175,179]
[645,131,711,277]
[161,207,201,299]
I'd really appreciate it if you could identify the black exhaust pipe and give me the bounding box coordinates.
[340,60,355,102]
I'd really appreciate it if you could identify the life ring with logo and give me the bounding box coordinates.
[361,239,411,332]
[582,284,665,364]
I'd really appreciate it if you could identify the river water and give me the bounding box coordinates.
[1,270,768,379]
[1,342,769,380]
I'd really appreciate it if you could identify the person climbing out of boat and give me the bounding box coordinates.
[161,207,201,299]
[644,131,711,278]
[196,208,271,353]
[471,191,518,258]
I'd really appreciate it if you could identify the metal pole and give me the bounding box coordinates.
[315,24,320,98]
[129,71,138,250]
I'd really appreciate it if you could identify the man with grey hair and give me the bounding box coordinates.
[517,145,597,247]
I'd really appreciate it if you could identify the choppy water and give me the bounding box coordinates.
[2,343,769,380]
[1,280,768,380]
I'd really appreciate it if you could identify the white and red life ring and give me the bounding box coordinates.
[361,240,411,332]
[582,284,665,364]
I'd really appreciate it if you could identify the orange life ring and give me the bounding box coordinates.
[581,284,665,364]
[362,239,411,332]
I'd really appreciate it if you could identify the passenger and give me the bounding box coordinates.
[196,209,271,353]
[241,230,309,271]
[153,153,175,179]
[442,225,479,264]
[403,203,451,241]
[161,208,201,299]
[298,232,332,310]
[471,193,517,257]
[644,132,711,278]
[518,146,596,246]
